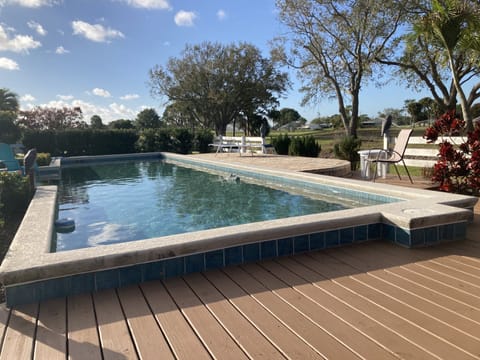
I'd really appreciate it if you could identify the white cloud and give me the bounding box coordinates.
[21,94,35,102]
[0,57,19,70]
[55,45,69,54]
[38,98,138,123]
[27,21,47,36]
[120,93,139,100]
[72,20,124,43]
[174,10,197,27]
[0,24,41,53]
[217,9,227,21]
[0,0,57,7]
[109,102,136,118]
[121,0,170,10]
[92,88,112,98]
[57,94,73,100]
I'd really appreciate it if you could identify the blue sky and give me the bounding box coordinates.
[0,0,430,123]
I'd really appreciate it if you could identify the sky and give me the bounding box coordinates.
[0,0,431,124]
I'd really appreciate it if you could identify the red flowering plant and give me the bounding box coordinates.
[424,110,480,195]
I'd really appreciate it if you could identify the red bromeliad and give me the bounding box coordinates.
[424,110,480,196]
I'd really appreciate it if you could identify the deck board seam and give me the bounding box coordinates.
[287,256,467,360]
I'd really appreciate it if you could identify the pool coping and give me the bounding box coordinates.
[0,152,477,303]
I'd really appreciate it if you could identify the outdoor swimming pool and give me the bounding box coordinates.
[0,152,476,307]
[56,160,385,251]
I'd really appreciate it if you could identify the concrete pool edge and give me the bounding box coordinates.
[0,153,477,306]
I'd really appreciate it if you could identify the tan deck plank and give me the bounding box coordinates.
[34,298,66,360]
[385,266,480,310]
[310,251,480,355]
[140,281,212,360]
[162,277,248,359]
[300,253,478,360]
[0,305,11,350]
[274,257,439,360]
[244,262,400,360]
[449,255,480,268]
[408,262,480,294]
[117,286,175,360]
[330,244,480,322]
[93,288,138,360]
[228,264,357,359]
[184,272,285,359]
[370,269,480,322]
[431,257,480,278]
[352,272,480,340]
[0,303,38,360]
[335,274,480,357]
[67,293,102,360]
[204,269,322,359]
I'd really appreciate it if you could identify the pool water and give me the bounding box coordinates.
[56,161,350,251]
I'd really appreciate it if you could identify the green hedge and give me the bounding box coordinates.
[272,134,321,157]
[22,129,138,156]
[136,128,194,154]
[0,172,33,227]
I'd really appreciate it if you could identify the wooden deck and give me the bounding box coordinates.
[0,214,479,359]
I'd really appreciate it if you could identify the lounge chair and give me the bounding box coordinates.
[0,143,21,172]
[366,129,413,183]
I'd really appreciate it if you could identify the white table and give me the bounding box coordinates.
[358,149,388,179]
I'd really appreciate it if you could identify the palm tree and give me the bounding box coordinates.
[0,88,19,113]
[416,0,480,131]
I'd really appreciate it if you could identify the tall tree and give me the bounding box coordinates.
[0,88,19,113]
[415,0,480,131]
[90,115,105,129]
[17,107,85,130]
[149,42,289,135]
[135,108,161,129]
[275,0,413,137]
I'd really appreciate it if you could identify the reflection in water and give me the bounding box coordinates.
[57,161,347,251]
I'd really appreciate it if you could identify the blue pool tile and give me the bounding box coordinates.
[354,225,368,242]
[69,273,95,296]
[261,240,277,260]
[410,229,425,247]
[95,268,120,291]
[368,223,382,240]
[119,265,143,287]
[395,228,410,247]
[383,224,395,243]
[6,284,37,307]
[454,222,467,240]
[142,261,165,282]
[425,227,439,245]
[165,257,185,279]
[225,246,243,266]
[185,253,205,274]
[205,250,224,270]
[440,224,454,242]
[309,233,325,250]
[243,243,260,262]
[325,230,339,248]
[278,238,294,256]
[38,278,69,301]
[340,228,354,245]
[293,235,309,254]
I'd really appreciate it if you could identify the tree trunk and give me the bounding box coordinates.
[447,49,472,131]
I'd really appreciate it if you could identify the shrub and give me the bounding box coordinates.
[271,134,291,155]
[195,130,214,153]
[0,172,32,225]
[424,110,480,195]
[22,129,138,156]
[136,128,194,154]
[172,128,193,154]
[333,135,362,170]
[36,153,51,166]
